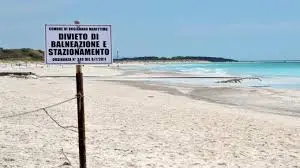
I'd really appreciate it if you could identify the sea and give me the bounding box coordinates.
[124,61,300,90]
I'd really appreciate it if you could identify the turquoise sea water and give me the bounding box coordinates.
[130,62,300,89]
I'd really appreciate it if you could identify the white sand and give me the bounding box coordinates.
[0,63,299,168]
[0,63,122,77]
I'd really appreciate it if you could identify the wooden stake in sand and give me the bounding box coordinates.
[44,20,112,168]
[74,20,87,168]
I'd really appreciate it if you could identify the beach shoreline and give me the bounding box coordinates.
[0,63,299,167]
[1,62,300,117]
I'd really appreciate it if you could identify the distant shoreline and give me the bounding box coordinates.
[0,48,237,63]
[2,60,300,65]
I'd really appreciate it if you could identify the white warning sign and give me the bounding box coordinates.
[44,24,112,64]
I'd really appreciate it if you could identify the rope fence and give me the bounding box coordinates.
[0,96,77,119]
[0,95,82,133]
[0,94,83,166]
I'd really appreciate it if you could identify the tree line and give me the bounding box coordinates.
[0,48,237,62]
[114,56,237,62]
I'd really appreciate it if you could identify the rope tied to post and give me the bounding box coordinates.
[0,95,78,119]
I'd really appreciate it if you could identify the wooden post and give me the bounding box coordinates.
[75,20,87,168]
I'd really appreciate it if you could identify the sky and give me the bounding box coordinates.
[0,0,300,61]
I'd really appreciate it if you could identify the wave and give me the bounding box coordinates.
[135,63,300,89]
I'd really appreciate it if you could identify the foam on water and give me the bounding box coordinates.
[136,62,300,90]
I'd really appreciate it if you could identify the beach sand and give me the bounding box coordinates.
[0,63,299,168]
